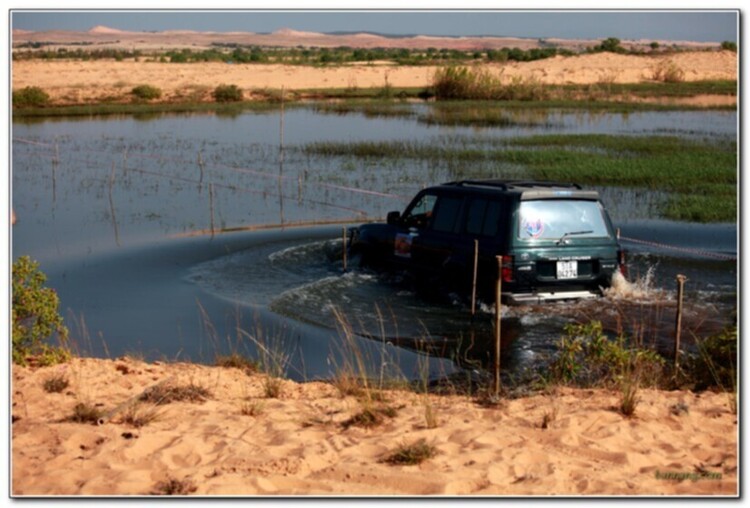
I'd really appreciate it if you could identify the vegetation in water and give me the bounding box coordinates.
[301,133,736,223]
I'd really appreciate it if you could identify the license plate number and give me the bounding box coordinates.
[556,261,578,280]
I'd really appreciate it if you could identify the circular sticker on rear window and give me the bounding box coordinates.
[523,218,544,238]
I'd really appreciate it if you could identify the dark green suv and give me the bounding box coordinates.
[349,180,625,304]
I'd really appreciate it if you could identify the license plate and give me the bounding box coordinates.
[556,260,578,280]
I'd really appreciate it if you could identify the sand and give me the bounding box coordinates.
[11,50,738,105]
[12,357,737,496]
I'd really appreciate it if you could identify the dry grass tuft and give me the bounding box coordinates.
[240,399,266,417]
[342,405,398,429]
[383,439,437,465]
[139,382,211,405]
[262,377,284,399]
[68,402,104,424]
[215,353,257,373]
[151,477,197,496]
[43,373,69,393]
[119,402,163,428]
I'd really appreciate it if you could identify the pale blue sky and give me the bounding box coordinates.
[11,10,738,43]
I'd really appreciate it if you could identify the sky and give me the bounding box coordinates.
[10,10,739,43]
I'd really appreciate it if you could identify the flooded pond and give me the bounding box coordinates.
[12,104,737,382]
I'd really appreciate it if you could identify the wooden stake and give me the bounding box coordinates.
[342,226,348,273]
[197,151,205,192]
[494,255,503,397]
[209,183,215,238]
[471,239,479,316]
[674,274,687,370]
[108,162,120,246]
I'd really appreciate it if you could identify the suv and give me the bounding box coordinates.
[349,180,625,304]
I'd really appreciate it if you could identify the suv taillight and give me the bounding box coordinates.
[501,255,514,283]
[617,249,628,277]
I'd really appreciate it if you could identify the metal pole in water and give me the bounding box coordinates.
[342,226,348,273]
[494,255,503,397]
[674,274,687,370]
[471,239,479,316]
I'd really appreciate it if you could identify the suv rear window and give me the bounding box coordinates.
[517,200,610,241]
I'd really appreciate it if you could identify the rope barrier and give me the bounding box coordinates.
[620,235,736,262]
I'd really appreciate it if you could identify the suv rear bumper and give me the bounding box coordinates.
[505,289,601,305]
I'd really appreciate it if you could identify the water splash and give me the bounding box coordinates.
[603,267,668,302]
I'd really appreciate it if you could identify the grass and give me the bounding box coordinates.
[302,134,736,223]
[240,399,266,417]
[383,439,438,465]
[151,477,197,496]
[342,405,398,429]
[262,376,284,399]
[215,353,258,373]
[43,372,70,393]
[138,381,211,405]
[68,402,104,424]
[619,368,641,418]
[11,79,737,118]
[119,402,163,428]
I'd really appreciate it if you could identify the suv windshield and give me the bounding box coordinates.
[517,200,610,241]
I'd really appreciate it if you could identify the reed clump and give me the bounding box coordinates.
[433,66,548,101]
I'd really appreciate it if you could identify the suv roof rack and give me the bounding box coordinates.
[443,180,582,191]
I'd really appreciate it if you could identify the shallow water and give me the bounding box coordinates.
[12,104,738,381]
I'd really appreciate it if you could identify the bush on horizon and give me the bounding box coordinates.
[13,86,50,107]
[213,84,243,102]
[131,84,162,101]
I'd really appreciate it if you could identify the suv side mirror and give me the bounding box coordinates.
[386,211,401,225]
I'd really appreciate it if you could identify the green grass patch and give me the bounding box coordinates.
[301,133,736,222]
[12,100,287,119]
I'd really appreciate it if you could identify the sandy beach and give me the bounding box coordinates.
[11,50,738,105]
[11,357,737,496]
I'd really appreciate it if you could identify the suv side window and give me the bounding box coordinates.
[431,196,463,233]
[466,198,488,235]
[465,198,504,237]
[402,193,438,230]
[482,200,503,237]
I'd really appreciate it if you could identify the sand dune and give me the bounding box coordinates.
[12,358,737,496]
[10,50,737,106]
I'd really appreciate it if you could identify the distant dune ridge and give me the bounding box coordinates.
[11,25,723,52]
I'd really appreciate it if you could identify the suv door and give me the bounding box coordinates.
[410,193,465,275]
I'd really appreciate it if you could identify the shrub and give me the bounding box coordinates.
[131,84,162,100]
[13,86,50,107]
[12,256,69,366]
[651,60,685,83]
[212,84,243,102]
[721,41,738,52]
[433,66,547,101]
[548,321,665,388]
[684,327,737,390]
